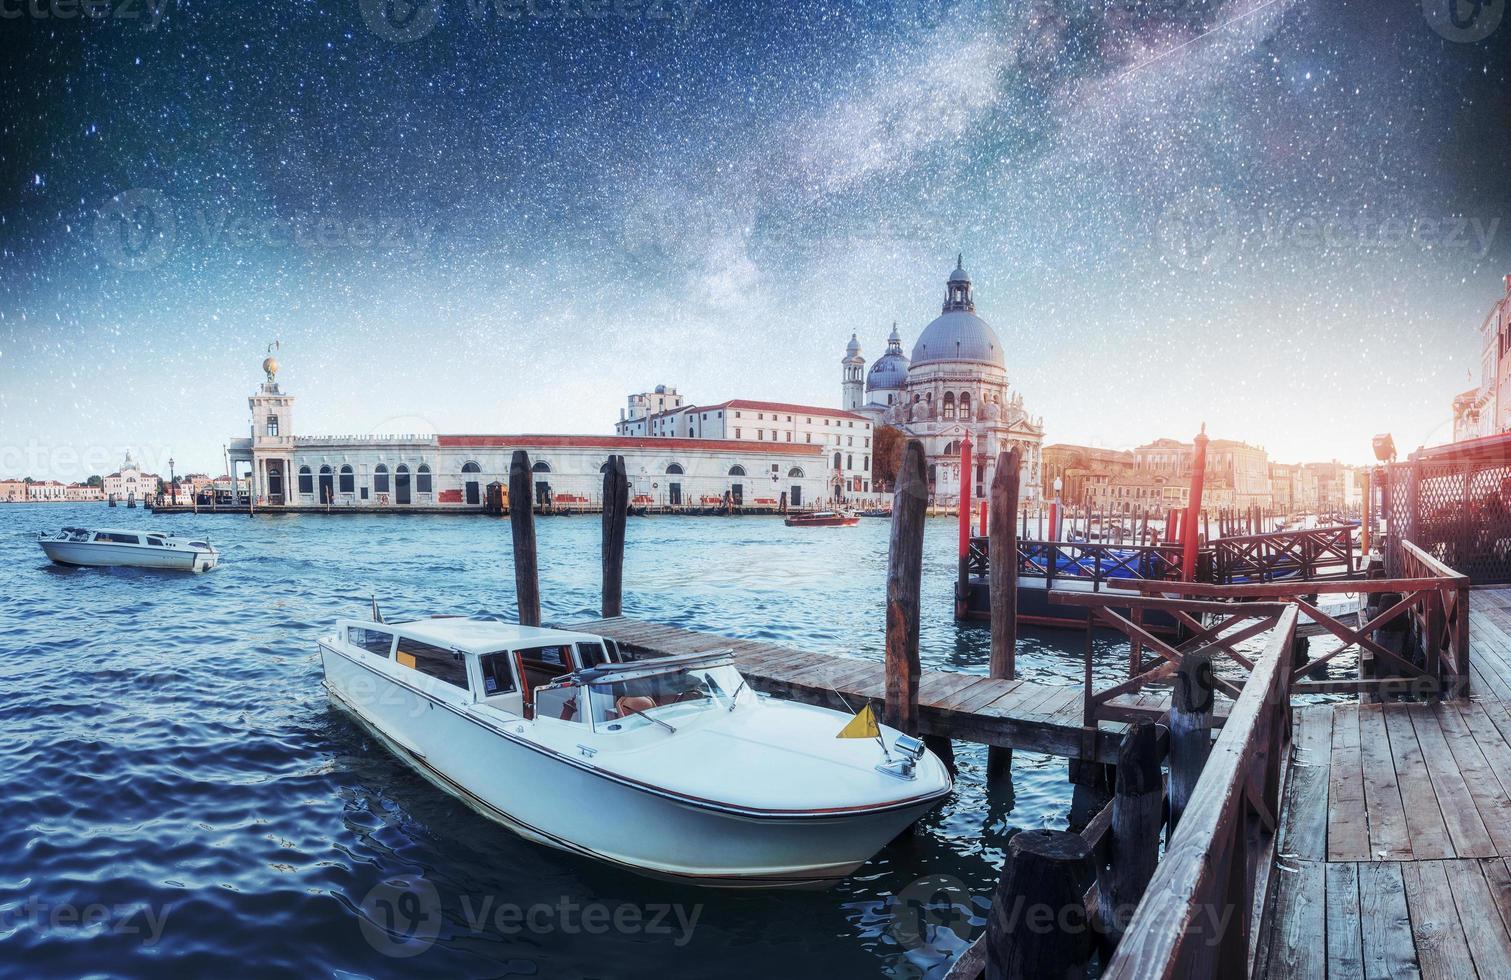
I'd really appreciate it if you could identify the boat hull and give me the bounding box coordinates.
[39,539,217,572]
[784,516,859,527]
[320,642,942,888]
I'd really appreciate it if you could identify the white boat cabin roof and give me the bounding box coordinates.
[351,617,604,655]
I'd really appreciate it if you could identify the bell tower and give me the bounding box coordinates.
[943,254,976,313]
[842,333,865,411]
[248,344,296,504]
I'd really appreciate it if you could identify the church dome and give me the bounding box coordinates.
[867,323,910,392]
[910,258,1005,369]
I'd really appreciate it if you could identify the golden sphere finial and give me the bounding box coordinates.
[262,356,279,382]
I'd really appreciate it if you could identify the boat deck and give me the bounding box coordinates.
[567,616,1222,764]
[1259,587,1511,978]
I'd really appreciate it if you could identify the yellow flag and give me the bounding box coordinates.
[836,703,881,739]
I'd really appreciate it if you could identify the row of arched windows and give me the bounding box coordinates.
[297,463,434,496]
[911,389,997,420]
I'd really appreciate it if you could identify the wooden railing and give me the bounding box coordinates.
[1103,605,1298,978]
[1117,538,1471,699]
[965,539,1189,588]
[1209,524,1355,583]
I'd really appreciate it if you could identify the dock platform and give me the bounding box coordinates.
[569,616,1222,765]
[1258,587,1511,978]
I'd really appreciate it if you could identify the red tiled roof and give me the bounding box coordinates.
[704,399,869,421]
[437,434,825,455]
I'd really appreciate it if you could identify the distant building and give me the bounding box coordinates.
[230,356,832,510]
[615,398,875,496]
[1042,444,1135,502]
[65,483,104,501]
[103,452,161,502]
[1134,436,1272,509]
[619,386,685,428]
[0,479,25,502]
[847,259,1045,504]
[1452,274,1511,442]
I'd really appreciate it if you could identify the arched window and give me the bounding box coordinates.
[373,464,389,493]
[339,464,355,494]
[788,467,805,478]
[943,391,956,420]
[728,465,746,477]
[298,466,313,495]
[532,461,551,473]
[666,463,684,475]
[959,392,972,420]
[833,452,842,470]
[462,461,481,474]
[943,440,960,456]
[415,464,431,493]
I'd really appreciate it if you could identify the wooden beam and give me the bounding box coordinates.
[989,447,1021,779]
[885,440,927,735]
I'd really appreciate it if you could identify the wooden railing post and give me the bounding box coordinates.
[885,440,927,736]
[1106,721,1162,947]
[601,454,628,618]
[509,450,541,627]
[988,448,1021,779]
[1169,649,1214,834]
[987,830,1095,980]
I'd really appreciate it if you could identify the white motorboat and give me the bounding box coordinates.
[318,616,951,888]
[39,527,219,572]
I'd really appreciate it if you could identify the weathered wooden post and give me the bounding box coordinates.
[955,432,974,620]
[1168,649,1214,833]
[1105,721,1162,945]
[987,829,1095,980]
[988,447,1021,780]
[885,440,927,736]
[1360,468,1372,557]
[601,454,628,618]
[509,450,541,627]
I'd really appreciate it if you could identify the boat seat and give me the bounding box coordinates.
[615,695,656,718]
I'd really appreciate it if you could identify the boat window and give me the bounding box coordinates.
[146,536,166,547]
[187,541,209,549]
[534,682,582,723]
[348,627,394,657]
[478,652,518,696]
[587,664,744,729]
[395,639,469,690]
[96,532,141,544]
[576,641,612,668]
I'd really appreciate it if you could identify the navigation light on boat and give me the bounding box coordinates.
[876,733,927,780]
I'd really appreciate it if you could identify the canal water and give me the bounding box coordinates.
[0,505,1196,978]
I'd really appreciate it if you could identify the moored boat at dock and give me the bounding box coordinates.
[784,511,860,527]
[317,616,950,887]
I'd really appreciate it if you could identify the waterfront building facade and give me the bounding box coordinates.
[103,453,161,502]
[230,358,832,510]
[1134,437,1273,509]
[1042,444,1136,503]
[0,479,25,502]
[849,259,1045,504]
[615,397,875,496]
[1451,274,1511,442]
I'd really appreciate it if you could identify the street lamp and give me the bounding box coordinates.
[169,457,177,505]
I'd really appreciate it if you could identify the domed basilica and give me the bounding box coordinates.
[842,258,1044,503]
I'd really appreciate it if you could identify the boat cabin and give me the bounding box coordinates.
[330,618,745,732]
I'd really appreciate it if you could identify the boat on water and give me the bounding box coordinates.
[38,527,219,571]
[317,616,950,887]
[784,511,859,527]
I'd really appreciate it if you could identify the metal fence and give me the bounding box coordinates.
[1386,432,1511,584]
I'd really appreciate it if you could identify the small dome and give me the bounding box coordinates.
[846,333,861,356]
[948,254,970,283]
[867,322,910,392]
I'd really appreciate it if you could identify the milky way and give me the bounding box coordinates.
[1,0,1508,478]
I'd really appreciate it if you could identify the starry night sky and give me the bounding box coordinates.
[2,0,1509,479]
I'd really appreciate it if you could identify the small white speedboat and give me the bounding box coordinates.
[39,527,219,572]
[318,616,951,888]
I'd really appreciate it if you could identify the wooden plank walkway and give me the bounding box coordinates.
[568,615,1226,764]
[1259,587,1511,978]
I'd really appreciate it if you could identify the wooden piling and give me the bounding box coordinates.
[509,450,542,627]
[601,454,628,618]
[1168,649,1214,833]
[1106,721,1162,945]
[884,439,927,735]
[988,447,1021,779]
[987,829,1094,980]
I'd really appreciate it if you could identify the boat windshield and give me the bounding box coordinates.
[586,663,745,730]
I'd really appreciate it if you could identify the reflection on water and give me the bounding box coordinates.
[0,505,1334,977]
